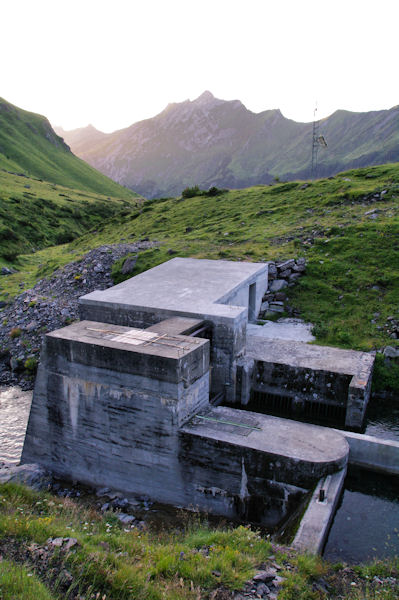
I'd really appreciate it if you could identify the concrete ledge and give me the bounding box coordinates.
[292,467,347,555]
[336,430,399,476]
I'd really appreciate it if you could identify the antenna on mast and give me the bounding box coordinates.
[311,103,327,180]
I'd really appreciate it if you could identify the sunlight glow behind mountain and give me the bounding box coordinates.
[2,0,398,132]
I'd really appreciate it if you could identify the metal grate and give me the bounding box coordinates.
[86,326,202,356]
[244,389,346,426]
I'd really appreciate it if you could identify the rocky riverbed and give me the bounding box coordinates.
[0,242,156,389]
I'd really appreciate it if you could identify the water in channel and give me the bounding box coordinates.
[324,467,399,563]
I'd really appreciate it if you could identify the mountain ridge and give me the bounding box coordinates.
[0,97,139,199]
[56,93,399,198]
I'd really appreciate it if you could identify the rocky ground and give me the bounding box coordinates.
[259,258,306,320]
[0,242,156,389]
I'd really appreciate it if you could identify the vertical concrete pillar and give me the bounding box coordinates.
[345,372,372,429]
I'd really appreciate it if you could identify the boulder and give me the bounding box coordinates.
[121,256,137,275]
[384,346,399,359]
[0,463,52,490]
[269,279,288,293]
[268,263,277,276]
[277,259,295,271]
[1,267,16,276]
[293,263,306,272]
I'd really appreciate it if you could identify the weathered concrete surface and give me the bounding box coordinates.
[336,429,399,476]
[247,320,315,343]
[180,406,349,488]
[21,320,211,506]
[246,337,374,376]
[22,316,350,526]
[80,258,268,319]
[179,407,348,526]
[41,320,209,385]
[79,258,268,402]
[146,317,205,336]
[246,337,375,428]
[292,467,347,555]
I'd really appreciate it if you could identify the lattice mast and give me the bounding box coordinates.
[310,105,327,179]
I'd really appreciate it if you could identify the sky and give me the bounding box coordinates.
[2,0,398,133]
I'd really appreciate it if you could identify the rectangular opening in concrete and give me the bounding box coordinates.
[243,390,347,427]
[248,282,257,322]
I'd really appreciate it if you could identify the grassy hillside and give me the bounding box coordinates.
[1,482,398,600]
[0,98,139,199]
[0,170,139,262]
[1,162,398,355]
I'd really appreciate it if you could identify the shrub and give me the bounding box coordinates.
[56,231,75,244]
[204,186,228,197]
[182,185,201,199]
[9,327,22,339]
[372,353,399,393]
[24,357,38,372]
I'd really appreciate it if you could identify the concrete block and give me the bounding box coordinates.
[292,467,347,554]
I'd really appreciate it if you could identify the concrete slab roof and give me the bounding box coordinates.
[80,257,267,320]
[246,336,375,378]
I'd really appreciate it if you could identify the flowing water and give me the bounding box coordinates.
[365,396,399,440]
[0,386,32,464]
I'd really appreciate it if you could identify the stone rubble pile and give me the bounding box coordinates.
[0,242,156,389]
[384,316,399,340]
[259,258,306,319]
[232,562,286,599]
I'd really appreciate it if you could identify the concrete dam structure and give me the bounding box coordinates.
[22,258,374,528]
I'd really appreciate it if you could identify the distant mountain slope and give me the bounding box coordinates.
[59,91,399,198]
[0,98,139,199]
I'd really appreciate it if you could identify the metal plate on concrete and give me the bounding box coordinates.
[111,328,159,345]
[192,412,261,437]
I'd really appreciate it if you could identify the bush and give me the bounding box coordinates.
[24,357,38,373]
[182,185,201,199]
[372,353,399,393]
[55,231,75,244]
[204,186,228,197]
[9,327,22,339]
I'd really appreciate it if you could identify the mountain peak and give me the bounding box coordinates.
[194,90,215,104]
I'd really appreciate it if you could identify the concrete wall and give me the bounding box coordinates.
[251,362,351,407]
[337,430,399,476]
[22,318,348,528]
[217,271,268,322]
[78,303,247,403]
[293,468,347,555]
[79,258,269,404]
[22,327,211,506]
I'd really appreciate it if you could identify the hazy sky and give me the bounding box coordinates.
[2,0,398,132]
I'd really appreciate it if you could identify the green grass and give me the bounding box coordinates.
[1,161,399,387]
[0,170,139,262]
[7,162,398,347]
[1,483,399,600]
[0,560,56,600]
[0,483,272,599]
[0,97,140,200]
